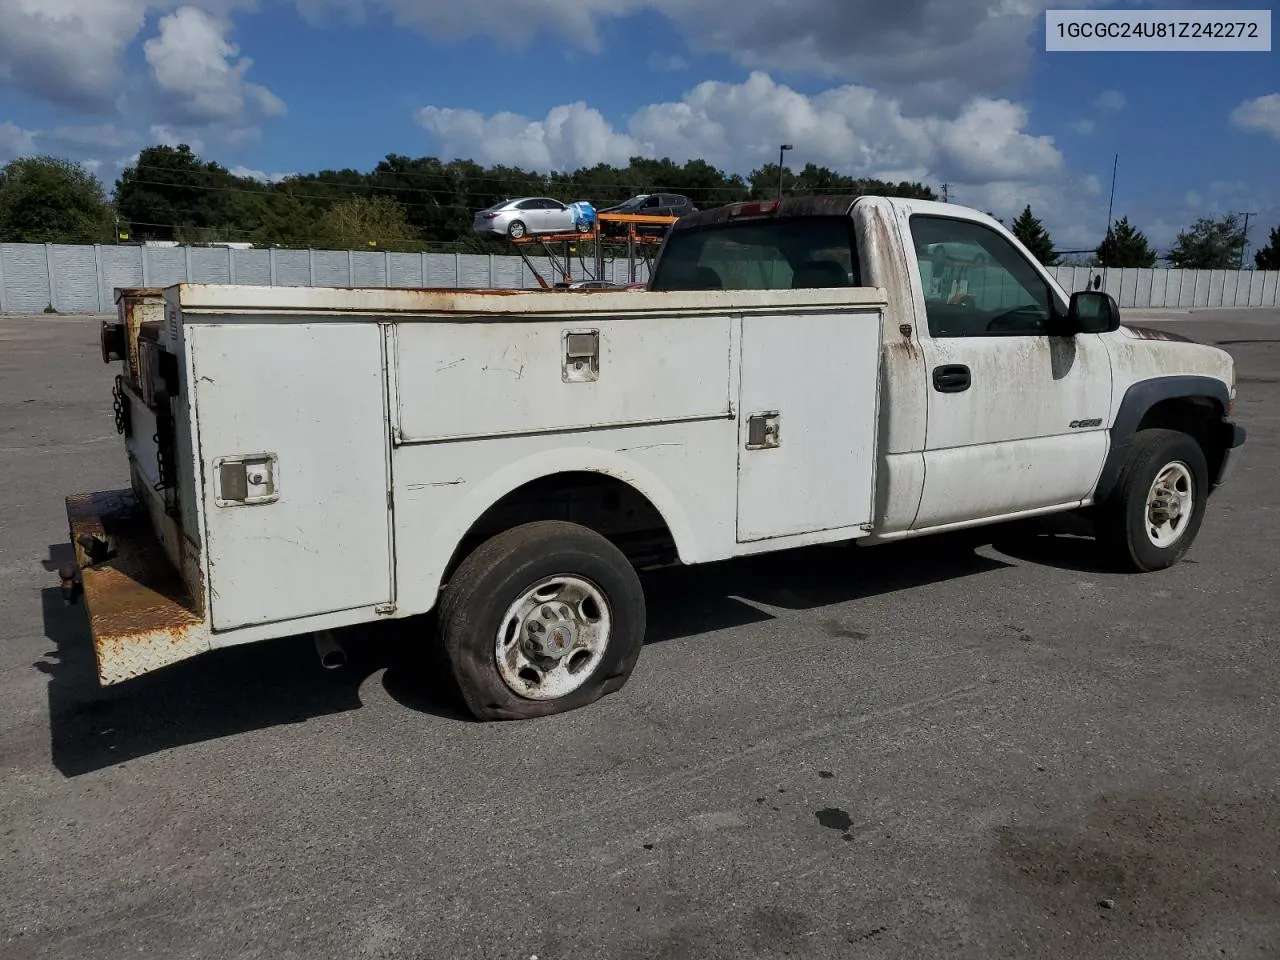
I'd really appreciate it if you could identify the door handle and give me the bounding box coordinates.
[932,364,971,393]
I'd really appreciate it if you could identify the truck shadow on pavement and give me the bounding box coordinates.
[38,519,1106,777]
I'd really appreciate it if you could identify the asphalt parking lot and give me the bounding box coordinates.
[1,308,1277,960]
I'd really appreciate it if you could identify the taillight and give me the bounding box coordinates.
[728,200,779,218]
[100,322,125,364]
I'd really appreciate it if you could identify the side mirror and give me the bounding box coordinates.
[1067,290,1121,334]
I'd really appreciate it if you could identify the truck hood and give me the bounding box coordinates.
[1119,323,1196,344]
[1111,323,1236,397]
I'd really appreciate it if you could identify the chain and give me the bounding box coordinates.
[153,404,175,494]
[112,376,132,437]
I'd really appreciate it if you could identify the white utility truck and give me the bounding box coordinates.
[66,195,1245,720]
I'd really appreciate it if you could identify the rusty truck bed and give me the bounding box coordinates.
[66,490,207,685]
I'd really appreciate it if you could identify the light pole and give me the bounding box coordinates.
[777,144,793,200]
[1239,211,1259,269]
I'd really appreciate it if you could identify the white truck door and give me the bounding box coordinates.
[736,310,882,542]
[191,322,393,631]
[904,212,1113,529]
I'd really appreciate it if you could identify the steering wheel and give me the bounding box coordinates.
[986,305,1045,333]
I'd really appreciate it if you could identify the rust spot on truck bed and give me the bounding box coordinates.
[66,490,208,686]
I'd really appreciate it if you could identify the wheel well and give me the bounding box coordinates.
[1135,396,1225,479]
[443,472,679,583]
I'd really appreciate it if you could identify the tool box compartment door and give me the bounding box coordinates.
[191,322,392,631]
[736,309,882,542]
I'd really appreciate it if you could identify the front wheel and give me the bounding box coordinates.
[1094,428,1208,572]
[437,521,646,720]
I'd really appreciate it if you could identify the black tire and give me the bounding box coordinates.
[1094,428,1208,572]
[437,521,646,721]
[507,220,526,239]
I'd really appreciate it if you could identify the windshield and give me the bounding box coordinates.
[616,195,649,210]
[649,216,859,291]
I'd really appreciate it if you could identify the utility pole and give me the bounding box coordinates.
[777,144,793,201]
[1239,211,1259,269]
[941,183,950,203]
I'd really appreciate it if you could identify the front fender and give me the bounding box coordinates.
[1094,375,1232,502]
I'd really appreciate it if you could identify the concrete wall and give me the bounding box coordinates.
[1047,265,1280,309]
[0,241,1276,313]
[0,243,650,314]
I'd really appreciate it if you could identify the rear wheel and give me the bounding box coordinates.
[437,521,646,720]
[1094,428,1208,572]
[507,220,527,239]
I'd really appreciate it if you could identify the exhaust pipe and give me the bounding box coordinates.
[313,630,347,670]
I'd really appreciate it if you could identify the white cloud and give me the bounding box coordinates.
[1091,90,1126,113]
[0,0,149,111]
[310,0,1108,105]
[0,120,39,162]
[0,2,281,161]
[418,102,643,171]
[1230,94,1280,140]
[149,124,206,156]
[419,71,1064,186]
[1070,118,1097,136]
[145,7,286,125]
[299,0,637,50]
[229,165,295,183]
[48,124,137,151]
[1184,191,1202,208]
[416,70,1105,248]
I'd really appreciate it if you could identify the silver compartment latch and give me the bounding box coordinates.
[563,329,600,383]
[214,454,279,507]
[746,412,781,450]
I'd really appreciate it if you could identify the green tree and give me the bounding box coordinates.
[1095,216,1157,268]
[1011,205,1058,265]
[245,189,318,248]
[0,156,113,243]
[1167,214,1247,270]
[315,196,416,249]
[747,163,935,202]
[1254,225,1280,270]
[115,144,263,241]
[99,143,938,250]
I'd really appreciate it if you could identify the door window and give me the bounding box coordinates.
[909,216,1055,337]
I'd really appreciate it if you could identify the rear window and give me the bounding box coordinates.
[650,216,859,291]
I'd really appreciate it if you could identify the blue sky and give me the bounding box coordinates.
[0,0,1276,252]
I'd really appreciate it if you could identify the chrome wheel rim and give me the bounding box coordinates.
[495,576,611,700]
[1144,461,1194,548]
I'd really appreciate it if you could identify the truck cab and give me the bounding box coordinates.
[652,195,1242,541]
[68,195,1244,721]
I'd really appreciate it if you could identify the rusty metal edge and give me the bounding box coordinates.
[65,490,210,687]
